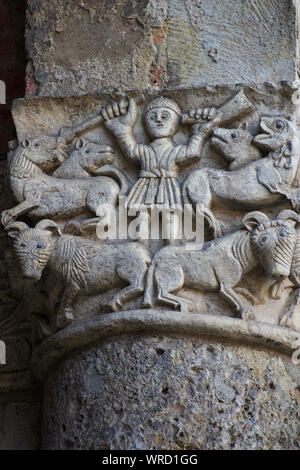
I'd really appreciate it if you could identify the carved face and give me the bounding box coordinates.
[210,127,254,162]
[145,107,180,139]
[253,117,294,152]
[10,229,53,281]
[251,221,296,279]
[21,135,67,172]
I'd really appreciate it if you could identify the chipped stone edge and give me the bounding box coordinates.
[31,310,300,382]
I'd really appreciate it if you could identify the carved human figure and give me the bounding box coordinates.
[102,96,217,242]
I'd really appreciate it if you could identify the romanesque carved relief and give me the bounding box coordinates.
[2,88,300,348]
[143,210,298,317]
[183,116,300,237]
[5,220,151,330]
[1,134,128,235]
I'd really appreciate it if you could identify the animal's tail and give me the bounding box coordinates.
[93,165,129,196]
[143,260,155,308]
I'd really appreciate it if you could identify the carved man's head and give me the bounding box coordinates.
[6,220,61,281]
[242,210,298,279]
[144,96,182,139]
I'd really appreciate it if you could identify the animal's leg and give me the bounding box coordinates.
[155,266,193,311]
[219,281,248,318]
[108,261,149,311]
[1,199,39,227]
[64,217,103,235]
[56,286,77,330]
[202,207,224,238]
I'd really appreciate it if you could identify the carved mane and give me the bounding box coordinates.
[8,147,40,179]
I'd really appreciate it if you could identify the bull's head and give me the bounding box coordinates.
[242,210,299,279]
[20,135,67,172]
[5,220,61,281]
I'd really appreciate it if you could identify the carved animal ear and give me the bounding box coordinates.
[242,211,269,231]
[277,210,300,226]
[35,220,62,236]
[5,221,29,239]
[8,140,18,151]
[21,138,31,148]
[238,122,247,130]
[75,138,85,150]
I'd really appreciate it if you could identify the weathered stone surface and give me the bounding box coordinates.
[26,0,298,97]
[0,391,41,450]
[42,335,300,450]
[1,0,300,451]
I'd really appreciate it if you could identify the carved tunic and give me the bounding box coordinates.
[105,121,204,210]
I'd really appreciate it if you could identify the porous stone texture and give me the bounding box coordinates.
[26,0,297,97]
[0,391,41,450]
[42,335,300,450]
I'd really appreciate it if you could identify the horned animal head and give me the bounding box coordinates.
[17,135,67,172]
[5,220,61,281]
[242,210,299,279]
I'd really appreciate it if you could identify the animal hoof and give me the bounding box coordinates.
[56,310,74,330]
[241,308,251,320]
[1,211,14,227]
[64,220,82,235]
[108,298,122,312]
[178,300,194,312]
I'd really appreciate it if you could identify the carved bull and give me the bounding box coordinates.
[143,210,299,317]
[6,220,151,330]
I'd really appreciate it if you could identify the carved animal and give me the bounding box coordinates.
[53,137,114,178]
[1,136,129,231]
[6,220,151,330]
[183,117,300,237]
[143,210,298,317]
[210,124,262,170]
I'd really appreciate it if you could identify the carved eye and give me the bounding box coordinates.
[161,113,169,120]
[279,230,287,238]
[34,142,41,148]
[20,241,28,248]
[85,148,92,154]
[231,131,238,139]
[36,242,45,249]
[259,234,269,244]
[149,113,156,121]
[275,120,285,130]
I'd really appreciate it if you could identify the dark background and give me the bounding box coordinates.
[0,0,26,156]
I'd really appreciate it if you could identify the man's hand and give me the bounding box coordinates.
[188,107,217,122]
[102,98,137,127]
[192,112,223,135]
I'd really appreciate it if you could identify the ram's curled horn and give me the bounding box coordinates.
[4,221,29,232]
[242,211,269,231]
[277,210,300,224]
[35,219,62,235]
